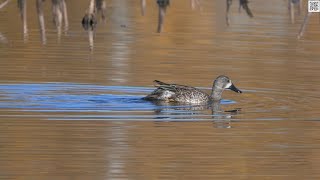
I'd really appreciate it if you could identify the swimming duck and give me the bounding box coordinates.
[143,75,242,104]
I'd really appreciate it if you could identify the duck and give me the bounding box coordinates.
[143,75,242,104]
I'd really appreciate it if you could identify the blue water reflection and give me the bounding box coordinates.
[0,83,235,110]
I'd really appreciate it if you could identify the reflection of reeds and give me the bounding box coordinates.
[141,0,146,16]
[239,0,253,18]
[88,29,94,51]
[226,0,253,26]
[190,0,201,10]
[96,0,106,21]
[53,1,68,28]
[296,0,320,39]
[52,0,69,41]
[0,0,10,9]
[82,0,97,30]
[226,0,232,26]
[298,12,312,39]
[81,0,106,51]
[0,32,8,43]
[82,0,101,51]
[157,0,170,33]
[18,0,28,42]
[61,0,69,31]
[289,0,302,24]
[36,0,46,45]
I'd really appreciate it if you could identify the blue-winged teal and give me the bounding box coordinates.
[143,75,242,104]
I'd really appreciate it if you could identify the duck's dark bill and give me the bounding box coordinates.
[228,84,242,93]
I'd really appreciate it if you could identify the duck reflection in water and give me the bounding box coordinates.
[150,99,241,128]
[143,75,242,127]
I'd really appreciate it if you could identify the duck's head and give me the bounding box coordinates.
[214,75,242,93]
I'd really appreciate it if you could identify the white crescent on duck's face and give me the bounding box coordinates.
[225,80,232,88]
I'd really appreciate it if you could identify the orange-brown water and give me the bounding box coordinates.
[0,0,320,179]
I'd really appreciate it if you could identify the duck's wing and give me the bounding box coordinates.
[153,80,198,92]
[144,80,210,103]
[143,80,198,101]
[153,80,210,103]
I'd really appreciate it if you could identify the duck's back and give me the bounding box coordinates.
[143,80,211,104]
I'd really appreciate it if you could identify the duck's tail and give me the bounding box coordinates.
[154,80,168,86]
[143,80,174,101]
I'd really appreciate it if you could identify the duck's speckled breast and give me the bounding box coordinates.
[174,90,211,104]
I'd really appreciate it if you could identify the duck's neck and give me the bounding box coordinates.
[211,85,224,101]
